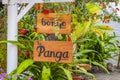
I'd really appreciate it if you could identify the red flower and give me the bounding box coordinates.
[42,9,50,14]
[59,6,63,10]
[20,29,27,35]
[35,4,41,10]
[68,36,71,41]
[105,15,110,19]
[51,8,55,13]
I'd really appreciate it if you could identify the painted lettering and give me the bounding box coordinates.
[41,18,66,29]
[36,45,69,62]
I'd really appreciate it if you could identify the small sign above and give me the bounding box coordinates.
[2,0,74,4]
[34,41,73,63]
[37,13,71,34]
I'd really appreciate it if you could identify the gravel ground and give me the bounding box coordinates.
[94,68,120,80]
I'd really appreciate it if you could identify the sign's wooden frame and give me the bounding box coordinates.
[37,13,71,34]
[34,41,73,63]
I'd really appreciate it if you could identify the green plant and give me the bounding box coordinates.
[27,62,72,80]
[0,6,7,70]
[15,60,95,80]
[1,1,120,80]
[14,1,120,80]
[7,59,34,80]
[74,30,119,72]
[69,59,96,80]
[70,1,119,74]
[0,59,34,80]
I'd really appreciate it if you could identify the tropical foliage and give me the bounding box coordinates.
[0,0,120,80]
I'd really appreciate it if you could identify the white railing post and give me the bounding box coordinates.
[17,3,35,22]
[7,3,18,74]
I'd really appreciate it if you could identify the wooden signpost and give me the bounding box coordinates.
[34,13,73,63]
[2,0,74,73]
[34,41,73,63]
[37,13,71,34]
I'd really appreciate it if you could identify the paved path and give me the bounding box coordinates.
[94,69,120,80]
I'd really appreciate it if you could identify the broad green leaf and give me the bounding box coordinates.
[76,38,93,43]
[71,21,91,42]
[92,62,109,74]
[72,14,78,24]
[0,52,3,58]
[86,2,102,14]
[74,59,90,63]
[74,50,99,57]
[0,40,25,48]
[16,59,34,74]
[59,66,72,80]
[42,66,50,80]
[98,25,114,30]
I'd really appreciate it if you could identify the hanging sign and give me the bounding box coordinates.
[37,13,71,34]
[2,0,74,4]
[34,41,73,63]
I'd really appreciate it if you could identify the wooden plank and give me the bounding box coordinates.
[37,13,71,34]
[2,0,74,4]
[34,41,73,63]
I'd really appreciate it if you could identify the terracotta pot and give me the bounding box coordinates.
[72,76,82,80]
